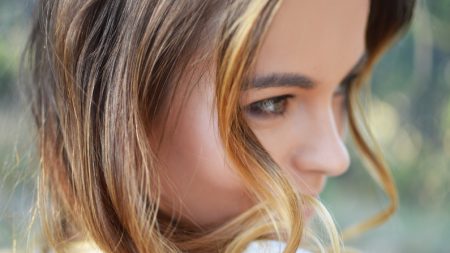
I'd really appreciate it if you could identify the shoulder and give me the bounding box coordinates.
[244,239,311,253]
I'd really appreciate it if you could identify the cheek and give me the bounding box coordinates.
[165,87,243,187]
[163,109,241,190]
[153,84,253,225]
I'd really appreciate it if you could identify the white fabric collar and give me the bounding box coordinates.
[244,239,311,253]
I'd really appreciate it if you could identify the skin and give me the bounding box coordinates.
[153,0,369,228]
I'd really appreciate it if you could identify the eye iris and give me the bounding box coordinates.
[262,100,276,112]
[248,96,286,116]
[267,98,284,113]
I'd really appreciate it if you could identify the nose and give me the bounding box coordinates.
[290,105,350,177]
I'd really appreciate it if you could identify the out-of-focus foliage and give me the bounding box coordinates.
[0,0,448,252]
[0,0,37,250]
[322,1,450,252]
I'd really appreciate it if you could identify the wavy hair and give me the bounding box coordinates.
[23,0,415,252]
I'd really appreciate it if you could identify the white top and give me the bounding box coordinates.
[64,239,311,253]
[244,240,311,253]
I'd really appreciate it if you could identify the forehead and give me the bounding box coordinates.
[254,0,369,85]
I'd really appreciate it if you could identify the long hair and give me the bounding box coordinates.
[23,0,415,252]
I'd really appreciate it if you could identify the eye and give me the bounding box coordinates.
[244,95,292,118]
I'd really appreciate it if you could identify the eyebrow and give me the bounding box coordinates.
[247,53,368,90]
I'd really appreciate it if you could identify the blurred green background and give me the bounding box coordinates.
[0,0,449,252]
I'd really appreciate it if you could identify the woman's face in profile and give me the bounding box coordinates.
[153,0,369,227]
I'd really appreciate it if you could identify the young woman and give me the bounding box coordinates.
[24,0,415,252]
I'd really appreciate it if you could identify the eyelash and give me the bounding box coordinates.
[243,75,357,119]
